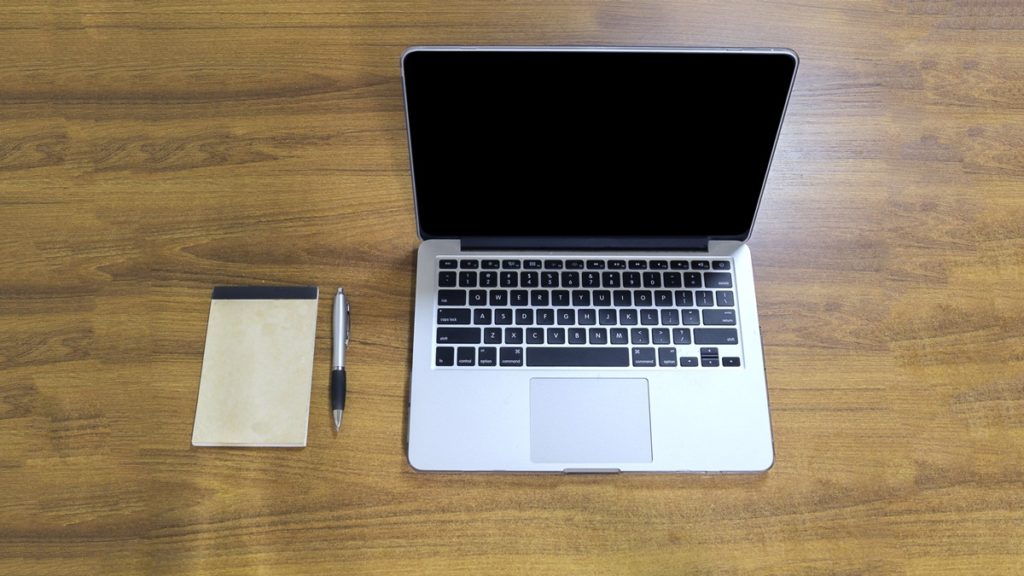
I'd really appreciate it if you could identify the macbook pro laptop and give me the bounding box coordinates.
[402,47,798,472]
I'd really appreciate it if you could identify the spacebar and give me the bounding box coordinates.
[526,347,630,367]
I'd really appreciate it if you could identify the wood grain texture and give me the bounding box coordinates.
[2,1,1022,574]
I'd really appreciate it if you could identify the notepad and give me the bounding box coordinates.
[192,286,319,447]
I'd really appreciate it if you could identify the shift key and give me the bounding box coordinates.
[693,328,739,345]
[436,327,481,344]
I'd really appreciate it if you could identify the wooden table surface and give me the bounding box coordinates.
[2,2,1022,574]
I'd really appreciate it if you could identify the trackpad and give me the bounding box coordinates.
[530,378,652,464]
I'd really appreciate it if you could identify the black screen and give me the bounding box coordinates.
[402,48,797,243]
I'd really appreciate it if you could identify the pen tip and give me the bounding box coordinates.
[333,409,343,432]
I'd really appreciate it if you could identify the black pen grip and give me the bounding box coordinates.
[330,369,347,410]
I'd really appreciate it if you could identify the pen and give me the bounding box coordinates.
[331,288,350,432]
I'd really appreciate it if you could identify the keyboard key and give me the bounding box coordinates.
[619,309,638,325]
[500,271,518,287]
[652,328,670,345]
[515,309,534,325]
[613,290,631,306]
[682,310,700,325]
[650,260,669,270]
[490,290,509,306]
[439,259,458,269]
[436,327,481,344]
[634,290,653,307]
[623,272,641,287]
[723,357,741,367]
[713,261,731,270]
[438,289,466,306]
[692,260,710,270]
[468,290,487,306]
[679,357,699,367]
[593,290,612,306]
[705,272,733,288]
[582,272,600,287]
[524,259,543,269]
[658,347,678,367]
[608,260,627,270]
[702,309,737,325]
[461,259,479,269]
[494,309,513,325]
[521,272,539,287]
[672,328,692,345]
[661,309,680,325]
[694,328,739,345]
[530,290,549,306]
[547,328,566,345]
[527,347,630,367]
[552,290,570,306]
[473,309,492,325]
[684,272,702,288]
[572,290,591,306]
[586,260,605,269]
[479,271,498,288]
[566,260,585,269]
[541,271,559,287]
[700,346,720,367]
[578,309,597,325]
[501,259,521,269]
[544,260,563,269]
[643,272,661,288]
[640,310,659,325]
[484,328,502,344]
[561,271,580,287]
[598,309,617,325]
[696,290,714,307]
[632,347,656,367]
[526,328,545,344]
[602,272,621,288]
[557,309,576,325]
[482,259,501,269]
[610,328,629,344]
[670,260,690,270]
[589,328,608,345]
[628,260,648,270]
[716,291,735,307]
[510,290,528,306]
[457,347,475,366]
[437,308,471,324]
[500,347,524,366]
[536,309,555,325]
[654,291,673,306]
[459,271,477,287]
[568,328,586,344]
[675,290,694,307]
[436,347,455,366]
[505,328,524,344]
[630,328,650,345]
[438,271,457,287]
[664,272,682,288]
[478,347,497,366]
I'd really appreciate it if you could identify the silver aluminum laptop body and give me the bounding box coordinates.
[402,47,798,472]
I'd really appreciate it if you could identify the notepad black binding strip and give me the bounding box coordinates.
[211,286,319,300]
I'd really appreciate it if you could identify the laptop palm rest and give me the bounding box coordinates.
[529,378,653,464]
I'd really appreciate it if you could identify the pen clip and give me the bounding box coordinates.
[345,299,351,348]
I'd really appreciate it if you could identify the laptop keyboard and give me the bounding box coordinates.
[432,257,742,368]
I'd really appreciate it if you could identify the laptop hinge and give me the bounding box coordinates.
[459,236,710,252]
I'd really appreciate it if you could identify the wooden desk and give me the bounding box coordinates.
[2,2,1022,574]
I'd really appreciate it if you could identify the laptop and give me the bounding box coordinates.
[401,47,798,472]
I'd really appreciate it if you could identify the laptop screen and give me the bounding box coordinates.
[402,48,797,244]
